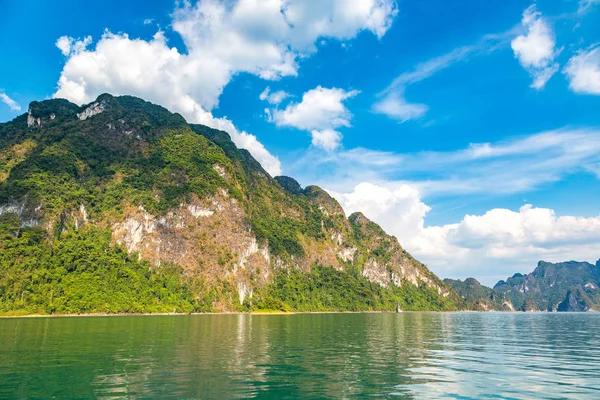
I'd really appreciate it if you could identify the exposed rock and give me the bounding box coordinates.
[0,201,42,228]
[26,99,78,128]
[558,289,591,312]
[349,211,449,294]
[77,100,106,120]
[451,259,600,312]
[213,164,227,179]
[362,259,390,287]
[112,192,271,307]
[337,246,357,263]
[503,301,515,312]
[187,205,214,218]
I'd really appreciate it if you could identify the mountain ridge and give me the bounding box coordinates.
[0,94,468,314]
[445,259,600,312]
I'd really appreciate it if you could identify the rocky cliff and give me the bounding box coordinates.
[446,259,600,312]
[0,94,466,314]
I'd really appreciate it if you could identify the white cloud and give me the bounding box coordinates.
[372,91,428,122]
[511,5,560,89]
[291,128,600,196]
[578,0,600,14]
[271,86,358,131]
[564,45,600,95]
[415,204,600,284]
[311,129,342,152]
[330,182,600,285]
[373,45,476,122]
[55,30,283,175]
[143,18,154,25]
[53,0,398,176]
[280,0,398,47]
[0,90,21,112]
[269,86,359,150]
[55,36,72,56]
[55,35,92,57]
[294,127,600,284]
[259,87,289,105]
[170,0,397,80]
[373,31,514,122]
[330,182,431,241]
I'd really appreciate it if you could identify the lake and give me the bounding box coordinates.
[1,312,599,399]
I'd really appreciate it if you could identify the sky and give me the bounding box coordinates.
[1,0,599,286]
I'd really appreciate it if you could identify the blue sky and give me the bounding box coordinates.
[1,0,599,285]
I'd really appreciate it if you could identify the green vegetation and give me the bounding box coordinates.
[0,220,198,315]
[443,277,509,311]
[255,266,463,312]
[446,260,600,312]
[0,94,471,315]
[0,215,460,314]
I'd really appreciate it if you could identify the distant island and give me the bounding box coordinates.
[445,259,600,312]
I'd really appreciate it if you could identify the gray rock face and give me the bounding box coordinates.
[77,100,106,120]
[449,259,600,312]
[558,290,590,312]
[26,99,79,128]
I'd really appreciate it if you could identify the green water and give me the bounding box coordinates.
[1,313,599,399]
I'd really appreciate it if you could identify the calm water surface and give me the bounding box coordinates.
[1,312,599,399]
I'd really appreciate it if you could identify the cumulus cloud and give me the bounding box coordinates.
[511,5,560,89]
[298,128,600,284]
[564,45,600,95]
[415,205,600,284]
[311,129,343,152]
[259,87,289,105]
[269,86,359,150]
[0,90,21,112]
[330,182,600,285]
[330,182,431,241]
[55,29,282,175]
[53,0,398,175]
[55,35,92,57]
[279,0,398,47]
[271,86,358,130]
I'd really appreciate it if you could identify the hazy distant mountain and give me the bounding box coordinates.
[445,260,600,312]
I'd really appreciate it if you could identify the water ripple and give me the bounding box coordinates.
[1,313,600,398]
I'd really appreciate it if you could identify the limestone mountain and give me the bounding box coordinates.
[443,277,511,311]
[445,259,600,312]
[0,94,468,314]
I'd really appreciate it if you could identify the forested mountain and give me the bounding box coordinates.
[445,260,600,312]
[0,94,469,315]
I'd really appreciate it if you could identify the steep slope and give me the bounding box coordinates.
[0,94,467,314]
[443,278,512,311]
[446,260,600,312]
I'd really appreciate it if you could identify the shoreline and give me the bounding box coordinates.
[0,310,392,318]
[2,310,591,318]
